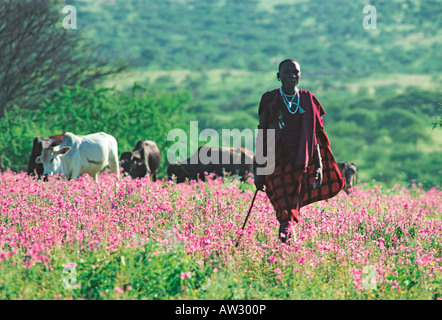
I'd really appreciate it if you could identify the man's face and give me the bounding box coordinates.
[278,61,301,89]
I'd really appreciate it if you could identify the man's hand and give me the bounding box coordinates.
[314,167,323,189]
[254,174,265,191]
[313,143,323,190]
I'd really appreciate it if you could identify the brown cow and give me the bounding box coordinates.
[120,140,161,181]
[167,145,254,183]
[337,161,358,194]
[27,134,65,178]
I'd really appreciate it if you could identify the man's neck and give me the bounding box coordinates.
[281,86,298,95]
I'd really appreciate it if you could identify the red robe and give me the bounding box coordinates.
[257,89,345,224]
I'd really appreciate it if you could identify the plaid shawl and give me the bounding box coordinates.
[264,129,345,223]
[300,129,345,207]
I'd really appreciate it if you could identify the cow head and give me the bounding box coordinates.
[28,134,65,178]
[120,150,149,179]
[119,151,133,176]
[337,162,358,194]
[129,149,148,178]
[35,146,71,178]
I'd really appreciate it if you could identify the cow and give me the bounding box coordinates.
[35,132,120,182]
[337,161,358,194]
[27,133,65,178]
[120,140,161,181]
[167,145,254,183]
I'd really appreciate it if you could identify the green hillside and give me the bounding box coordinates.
[73,0,441,76]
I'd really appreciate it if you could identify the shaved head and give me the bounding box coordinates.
[278,59,300,72]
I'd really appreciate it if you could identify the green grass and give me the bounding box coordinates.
[1,232,437,300]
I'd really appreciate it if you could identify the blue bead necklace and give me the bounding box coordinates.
[279,87,305,114]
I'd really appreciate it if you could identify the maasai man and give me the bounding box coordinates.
[254,59,345,243]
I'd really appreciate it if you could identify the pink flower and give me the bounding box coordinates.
[268,255,277,263]
[180,272,192,280]
[274,268,284,279]
[114,286,124,294]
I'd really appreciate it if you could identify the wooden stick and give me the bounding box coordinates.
[235,189,259,248]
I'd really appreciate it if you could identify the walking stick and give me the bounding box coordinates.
[235,189,259,248]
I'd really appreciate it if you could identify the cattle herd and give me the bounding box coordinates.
[26,131,358,193]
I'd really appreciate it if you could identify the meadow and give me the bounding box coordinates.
[0,170,440,300]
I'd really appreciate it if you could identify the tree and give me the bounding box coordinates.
[0,0,125,115]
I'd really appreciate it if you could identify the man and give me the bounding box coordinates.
[254,59,345,243]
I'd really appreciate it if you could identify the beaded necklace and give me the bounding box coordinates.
[279,87,305,114]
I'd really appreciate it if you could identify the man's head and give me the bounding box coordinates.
[277,59,301,91]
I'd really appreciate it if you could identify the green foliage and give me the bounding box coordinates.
[73,241,201,299]
[0,106,37,170]
[322,88,441,189]
[0,240,211,300]
[432,104,442,130]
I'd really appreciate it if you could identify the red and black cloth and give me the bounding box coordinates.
[264,129,345,224]
[257,89,345,224]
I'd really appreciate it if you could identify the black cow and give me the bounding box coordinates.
[167,145,254,183]
[337,161,358,194]
[27,134,65,178]
[120,140,161,181]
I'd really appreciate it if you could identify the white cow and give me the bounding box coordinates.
[35,132,120,181]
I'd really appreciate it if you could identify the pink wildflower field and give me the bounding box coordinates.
[0,170,440,300]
